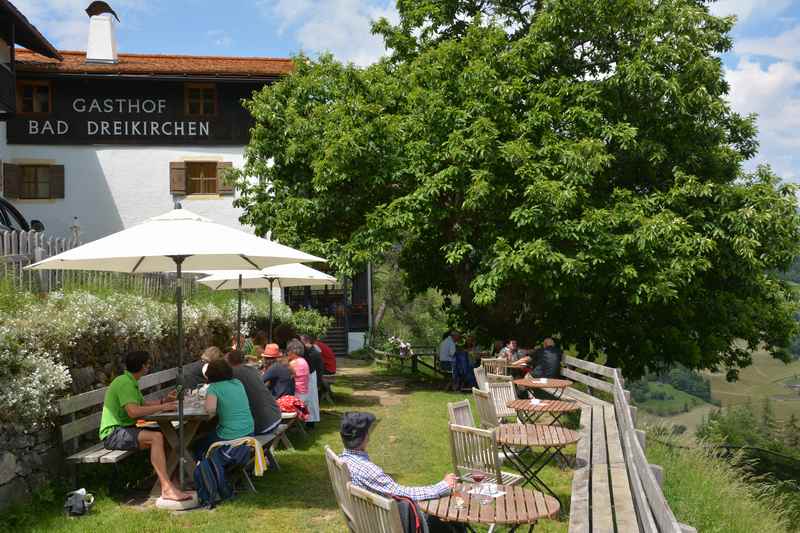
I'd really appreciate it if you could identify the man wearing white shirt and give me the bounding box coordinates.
[438,330,459,373]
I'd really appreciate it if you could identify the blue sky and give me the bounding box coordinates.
[13,0,800,181]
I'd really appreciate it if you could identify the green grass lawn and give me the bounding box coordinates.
[1,360,572,533]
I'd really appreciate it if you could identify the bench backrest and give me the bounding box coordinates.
[348,482,404,533]
[447,399,475,427]
[57,367,178,450]
[448,423,502,481]
[472,387,498,429]
[325,445,355,526]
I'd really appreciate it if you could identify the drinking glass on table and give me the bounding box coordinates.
[453,483,466,511]
[472,470,491,505]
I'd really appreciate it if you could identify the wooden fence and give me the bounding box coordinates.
[0,229,194,298]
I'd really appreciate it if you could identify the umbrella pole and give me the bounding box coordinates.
[268,278,275,344]
[237,274,242,348]
[172,255,189,491]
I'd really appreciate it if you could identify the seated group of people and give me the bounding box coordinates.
[438,332,564,386]
[98,332,336,502]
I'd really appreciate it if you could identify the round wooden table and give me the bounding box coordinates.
[512,377,573,399]
[507,398,581,426]
[495,423,580,509]
[418,482,560,532]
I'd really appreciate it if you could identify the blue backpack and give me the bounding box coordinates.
[193,444,252,508]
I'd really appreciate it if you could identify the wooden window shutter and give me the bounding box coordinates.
[2,163,21,199]
[48,165,65,199]
[170,162,186,194]
[217,161,234,194]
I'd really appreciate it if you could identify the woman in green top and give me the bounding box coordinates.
[194,359,254,460]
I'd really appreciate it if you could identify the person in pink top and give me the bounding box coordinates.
[287,339,320,427]
[287,339,310,394]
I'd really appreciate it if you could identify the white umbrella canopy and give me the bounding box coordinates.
[27,208,324,272]
[198,263,337,290]
[196,264,337,343]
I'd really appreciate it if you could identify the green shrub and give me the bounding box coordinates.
[288,308,333,339]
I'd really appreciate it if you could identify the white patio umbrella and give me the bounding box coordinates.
[26,207,324,490]
[197,263,337,343]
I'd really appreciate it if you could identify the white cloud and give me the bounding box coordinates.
[11,0,150,50]
[258,0,399,66]
[736,24,800,62]
[207,30,233,48]
[725,58,800,180]
[710,0,793,23]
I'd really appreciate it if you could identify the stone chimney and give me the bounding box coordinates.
[86,13,118,64]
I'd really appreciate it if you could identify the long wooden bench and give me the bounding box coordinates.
[57,367,179,484]
[560,356,696,533]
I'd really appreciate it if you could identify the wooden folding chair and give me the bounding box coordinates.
[347,482,404,533]
[488,380,518,421]
[474,365,488,391]
[473,387,500,428]
[482,357,508,376]
[447,399,475,427]
[325,445,356,532]
[448,423,523,486]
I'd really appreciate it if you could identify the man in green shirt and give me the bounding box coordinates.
[100,351,191,501]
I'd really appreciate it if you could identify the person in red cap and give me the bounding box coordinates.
[260,344,295,399]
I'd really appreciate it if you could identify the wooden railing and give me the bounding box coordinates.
[1,229,195,298]
[562,355,696,533]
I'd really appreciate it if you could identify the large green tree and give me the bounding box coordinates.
[234,0,800,377]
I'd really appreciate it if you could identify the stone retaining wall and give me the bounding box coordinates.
[0,424,63,511]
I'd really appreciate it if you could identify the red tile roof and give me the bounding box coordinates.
[15,49,294,78]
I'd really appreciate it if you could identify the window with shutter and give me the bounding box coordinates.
[170,162,187,195]
[186,162,218,194]
[217,162,234,194]
[17,81,52,115]
[49,165,65,199]
[2,163,22,199]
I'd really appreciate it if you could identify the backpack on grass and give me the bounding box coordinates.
[193,444,252,508]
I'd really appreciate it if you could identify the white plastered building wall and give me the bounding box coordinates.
[3,143,249,241]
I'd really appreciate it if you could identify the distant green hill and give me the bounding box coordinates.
[634,382,710,417]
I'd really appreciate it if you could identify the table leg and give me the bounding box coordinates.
[500,443,563,511]
[151,420,202,494]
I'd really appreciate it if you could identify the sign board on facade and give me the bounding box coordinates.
[7,78,264,145]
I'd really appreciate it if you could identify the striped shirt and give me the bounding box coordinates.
[339,449,450,501]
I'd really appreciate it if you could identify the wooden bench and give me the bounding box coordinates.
[57,367,178,486]
[559,356,696,533]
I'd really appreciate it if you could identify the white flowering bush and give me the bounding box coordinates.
[0,326,71,424]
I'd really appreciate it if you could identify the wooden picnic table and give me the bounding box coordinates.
[141,399,212,494]
[507,398,581,426]
[512,377,573,399]
[418,482,559,532]
[495,424,580,510]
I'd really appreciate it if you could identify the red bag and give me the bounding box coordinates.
[276,395,309,421]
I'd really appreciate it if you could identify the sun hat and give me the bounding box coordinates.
[262,343,281,358]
